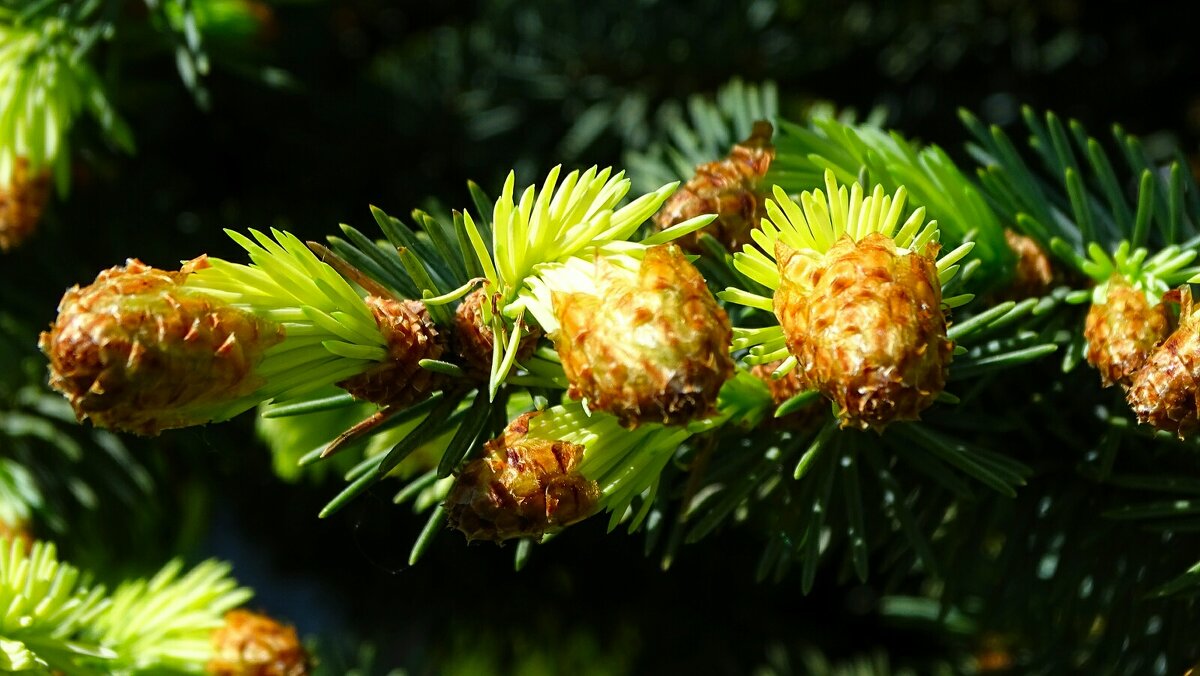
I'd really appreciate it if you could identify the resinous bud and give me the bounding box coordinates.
[452,288,541,380]
[0,157,52,252]
[445,412,600,542]
[1001,229,1054,300]
[553,244,734,427]
[750,360,823,430]
[1127,287,1200,437]
[774,232,951,430]
[337,296,446,406]
[751,360,807,405]
[1084,276,1172,388]
[653,121,775,252]
[207,609,310,676]
[39,257,283,435]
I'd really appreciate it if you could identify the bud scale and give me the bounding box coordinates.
[774,232,951,430]
[336,296,446,407]
[445,412,600,542]
[552,245,734,427]
[39,258,284,435]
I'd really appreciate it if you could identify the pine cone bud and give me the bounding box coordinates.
[1084,276,1172,388]
[750,361,806,404]
[453,288,541,380]
[1001,229,1054,300]
[207,609,310,676]
[774,232,952,430]
[653,121,775,251]
[39,257,284,435]
[552,245,735,427]
[751,361,822,429]
[0,519,34,554]
[0,157,52,252]
[1127,288,1200,437]
[336,296,446,406]
[445,412,600,542]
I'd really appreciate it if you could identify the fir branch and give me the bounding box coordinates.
[84,559,252,674]
[0,14,130,192]
[0,540,111,673]
[962,105,1199,262]
[0,539,257,674]
[185,228,387,405]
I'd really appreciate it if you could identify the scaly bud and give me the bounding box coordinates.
[724,171,970,431]
[775,232,952,430]
[1002,229,1054,300]
[1084,276,1172,388]
[445,412,600,542]
[552,245,734,427]
[39,258,284,435]
[1127,287,1200,437]
[750,361,806,405]
[653,121,775,251]
[453,288,541,380]
[336,297,445,406]
[0,520,33,555]
[207,609,310,676]
[750,361,822,429]
[0,157,52,252]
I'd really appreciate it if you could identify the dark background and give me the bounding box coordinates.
[5,0,1200,672]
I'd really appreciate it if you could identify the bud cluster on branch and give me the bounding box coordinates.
[34,109,1200,574]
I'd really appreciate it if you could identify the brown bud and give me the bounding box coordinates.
[1127,287,1200,437]
[750,361,823,429]
[774,232,952,430]
[973,633,1015,672]
[0,157,52,252]
[1084,276,1172,388]
[452,288,541,380]
[0,519,34,555]
[336,297,446,406]
[653,121,775,252]
[243,1,279,44]
[553,245,735,427]
[751,361,807,405]
[1001,229,1055,300]
[207,609,310,676]
[39,258,284,435]
[445,412,600,542]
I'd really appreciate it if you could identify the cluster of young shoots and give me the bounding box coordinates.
[36,114,1200,550]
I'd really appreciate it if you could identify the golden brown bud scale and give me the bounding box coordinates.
[336,296,446,406]
[1001,229,1055,300]
[0,157,52,252]
[445,412,600,542]
[1084,276,1172,388]
[1127,288,1200,437]
[452,288,541,380]
[39,257,284,435]
[552,244,734,427]
[207,609,310,676]
[653,121,775,252]
[774,232,952,430]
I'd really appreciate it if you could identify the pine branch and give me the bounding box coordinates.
[0,539,251,674]
[962,105,1199,256]
[0,13,130,194]
[85,559,252,673]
